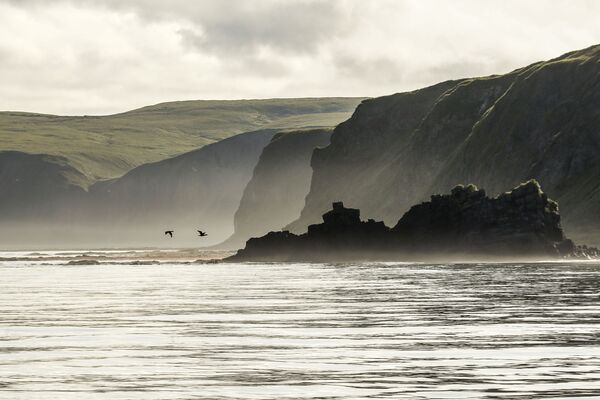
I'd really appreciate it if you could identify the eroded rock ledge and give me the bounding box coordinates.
[227,180,599,262]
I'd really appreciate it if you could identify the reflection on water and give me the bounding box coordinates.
[1,254,600,399]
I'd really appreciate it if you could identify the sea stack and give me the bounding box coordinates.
[227,180,599,262]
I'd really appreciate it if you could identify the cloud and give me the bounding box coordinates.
[8,0,347,56]
[175,1,347,56]
[0,0,599,114]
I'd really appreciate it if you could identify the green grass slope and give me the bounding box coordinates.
[0,97,363,187]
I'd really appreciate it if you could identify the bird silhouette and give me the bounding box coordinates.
[197,230,208,237]
[164,230,174,238]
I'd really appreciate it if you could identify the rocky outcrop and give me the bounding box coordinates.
[393,181,565,255]
[288,45,600,246]
[228,181,598,262]
[217,129,332,249]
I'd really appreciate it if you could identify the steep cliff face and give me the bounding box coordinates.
[0,130,278,249]
[85,129,278,248]
[1,97,363,186]
[218,129,331,249]
[289,45,600,245]
[287,80,462,231]
[431,47,600,244]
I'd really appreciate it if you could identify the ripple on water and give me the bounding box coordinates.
[1,258,600,399]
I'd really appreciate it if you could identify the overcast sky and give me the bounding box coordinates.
[1,0,599,115]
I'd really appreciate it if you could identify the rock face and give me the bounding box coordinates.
[288,45,600,246]
[0,130,278,249]
[393,181,565,255]
[217,129,332,249]
[0,97,363,249]
[228,181,598,262]
[0,97,364,186]
[85,129,279,248]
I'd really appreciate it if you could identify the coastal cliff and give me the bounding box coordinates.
[0,130,277,249]
[228,181,598,262]
[0,98,362,249]
[86,129,278,247]
[287,45,600,246]
[217,129,332,249]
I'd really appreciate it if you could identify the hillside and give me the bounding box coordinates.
[289,45,600,245]
[0,97,363,186]
[218,129,332,249]
[86,129,278,248]
[0,151,88,249]
[0,151,86,217]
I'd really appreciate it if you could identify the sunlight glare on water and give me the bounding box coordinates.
[1,255,600,399]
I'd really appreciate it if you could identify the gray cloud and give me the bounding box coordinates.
[8,0,347,56]
[334,53,406,85]
[0,0,599,114]
[178,1,346,56]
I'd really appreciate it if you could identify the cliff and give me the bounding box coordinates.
[84,129,278,248]
[0,97,363,249]
[0,97,363,186]
[288,45,600,246]
[229,181,598,262]
[217,129,332,249]
[0,130,277,249]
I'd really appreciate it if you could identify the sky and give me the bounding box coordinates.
[0,0,599,115]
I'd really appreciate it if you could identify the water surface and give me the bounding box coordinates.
[1,253,600,399]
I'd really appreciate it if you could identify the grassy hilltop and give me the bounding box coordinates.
[0,97,363,187]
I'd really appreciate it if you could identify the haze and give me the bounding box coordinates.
[1,0,599,115]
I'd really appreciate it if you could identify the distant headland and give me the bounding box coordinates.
[227,180,599,262]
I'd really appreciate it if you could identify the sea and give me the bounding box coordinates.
[1,250,600,399]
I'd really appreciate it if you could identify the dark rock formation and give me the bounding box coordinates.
[393,181,565,255]
[228,181,598,262]
[288,44,600,247]
[229,201,392,262]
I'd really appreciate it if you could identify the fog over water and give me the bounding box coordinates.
[1,252,600,399]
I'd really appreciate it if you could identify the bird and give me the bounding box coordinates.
[197,230,208,237]
[164,230,174,238]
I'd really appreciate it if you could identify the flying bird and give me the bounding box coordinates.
[197,230,208,237]
[164,230,174,238]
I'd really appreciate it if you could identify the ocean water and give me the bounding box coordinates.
[1,251,600,399]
